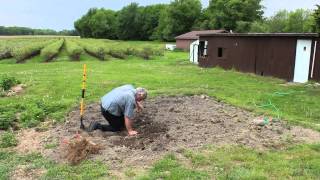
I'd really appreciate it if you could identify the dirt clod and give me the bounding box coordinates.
[63,134,103,165]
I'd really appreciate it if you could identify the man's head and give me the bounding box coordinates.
[135,87,147,102]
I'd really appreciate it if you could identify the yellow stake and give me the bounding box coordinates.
[80,64,87,129]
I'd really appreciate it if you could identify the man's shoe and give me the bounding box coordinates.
[88,121,100,132]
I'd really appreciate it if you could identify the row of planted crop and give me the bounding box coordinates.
[0,38,165,62]
[0,38,62,62]
[75,39,165,60]
[0,38,83,62]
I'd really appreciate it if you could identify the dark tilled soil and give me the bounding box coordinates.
[34,96,319,171]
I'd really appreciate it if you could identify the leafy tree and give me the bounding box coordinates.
[286,9,313,32]
[207,0,263,31]
[0,26,76,36]
[141,4,167,40]
[250,9,314,33]
[313,5,320,33]
[193,8,211,30]
[249,20,269,32]
[74,8,116,39]
[116,3,143,40]
[155,0,202,41]
[266,10,288,32]
[74,8,98,38]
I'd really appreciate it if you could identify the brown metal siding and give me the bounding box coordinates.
[311,38,320,81]
[176,39,194,50]
[255,37,297,81]
[199,36,297,81]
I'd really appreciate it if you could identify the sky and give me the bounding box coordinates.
[0,0,318,31]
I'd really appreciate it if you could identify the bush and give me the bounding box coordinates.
[65,39,84,60]
[108,49,127,59]
[13,39,56,63]
[81,44,106,60]
[0,75,20,91]
[124,47,138,56]
[0,132,18,148]
[137,47,153,60]
[152,48,165,56]
[41,39,64,61]
[0,47,12,60]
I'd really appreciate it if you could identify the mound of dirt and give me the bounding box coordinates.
[16,96,320,171]
[62,134,103,165]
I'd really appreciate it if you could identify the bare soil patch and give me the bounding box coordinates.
[15,96,320,172]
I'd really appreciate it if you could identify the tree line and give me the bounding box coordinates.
[75,0,320,41]
[0,26,78,36]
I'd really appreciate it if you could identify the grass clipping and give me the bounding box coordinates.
[63,134,103,165]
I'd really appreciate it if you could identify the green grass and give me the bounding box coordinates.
[138,144,320,180]
[0,150,108,180]
[0,144,319,179]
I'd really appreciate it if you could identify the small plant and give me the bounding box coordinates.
[0,75,21,91]
[138,47,153,60]
[65,39,83,60]
[12,40,53,63]
[41,39,64,61]
[108,49,127,59]
[0,131,18,148]
[124,48,137,56]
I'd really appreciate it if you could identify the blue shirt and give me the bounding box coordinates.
[101,84,136,119]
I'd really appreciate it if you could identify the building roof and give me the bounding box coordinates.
[175,30,228,40]
[197,33,319,38]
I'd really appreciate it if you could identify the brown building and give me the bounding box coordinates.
[175,30,227,50]
[197,33,320,83]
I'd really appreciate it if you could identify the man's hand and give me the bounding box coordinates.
[125,116,138,136]
[136,101,144,113]
[128,130,138,136]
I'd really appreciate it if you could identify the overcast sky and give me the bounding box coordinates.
[0,0,318,31]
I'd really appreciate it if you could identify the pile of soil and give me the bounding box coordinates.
[62,134,103,165]
[17,96,320,171]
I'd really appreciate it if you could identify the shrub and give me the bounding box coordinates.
[96,47,106,60]
[12,40,53,63]
[0,132,18,148]
[124,47,138,56]
[41,39,64,61]
[0,75,20,91]
[137,47,153,60]
[79,43,106,60]
[65,39,84,60]
[108,49,127,59]
[152,48,165,56]
[0,47,12,60]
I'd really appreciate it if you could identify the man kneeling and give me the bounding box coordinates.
[89,84,147,136]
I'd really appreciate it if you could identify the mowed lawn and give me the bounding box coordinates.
[0,44,320,179]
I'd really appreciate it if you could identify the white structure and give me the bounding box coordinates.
[189,40,199,64]
[294,40,313,83]
[165,44,176,51]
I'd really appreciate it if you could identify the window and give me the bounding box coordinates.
[218,47,223,58]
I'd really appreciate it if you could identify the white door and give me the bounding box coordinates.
[293,40,312,83]
[189,40,199,64]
